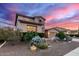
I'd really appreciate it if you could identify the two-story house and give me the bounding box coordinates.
[15,14,45,33]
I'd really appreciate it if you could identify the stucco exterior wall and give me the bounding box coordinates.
[17,21,45,33]
[16,21,27,32]
[16,14,45,33]
[37,25,45,33]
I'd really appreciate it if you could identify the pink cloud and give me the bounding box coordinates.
[45,3,79,30]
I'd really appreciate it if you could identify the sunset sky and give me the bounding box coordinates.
[0,3,79,30]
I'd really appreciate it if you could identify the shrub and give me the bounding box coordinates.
[56,31,66,41]
[23,32,38,43]
[69,34,74,37]
[7,30,22,41]
[31,36,48,49]
[22,32,45,42]
[38,33,44,38]
[75,34,79,37]
[0,28,22,41]
[37,43,48,49]
[31,36,43,45]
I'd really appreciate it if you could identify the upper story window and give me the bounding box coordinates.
[39,19,42,22]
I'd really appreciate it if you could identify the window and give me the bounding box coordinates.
[27,25,37,32]
[39,19,42,22]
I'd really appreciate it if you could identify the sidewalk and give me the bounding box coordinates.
[64,38,79,56]
[64,47,79,56]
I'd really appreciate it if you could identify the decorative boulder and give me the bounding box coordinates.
[30,45,37,51]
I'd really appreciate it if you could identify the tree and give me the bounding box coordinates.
[56,31,66,41]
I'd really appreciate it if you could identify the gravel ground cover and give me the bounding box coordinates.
[0,41,79,56]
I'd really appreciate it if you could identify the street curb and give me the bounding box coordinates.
[0,41,6,48]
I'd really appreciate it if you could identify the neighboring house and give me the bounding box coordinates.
[53,27,67,32]
[45,27,79,38]
[45,28,58,38]
[65,30,79,35]
[45,27,68,38]
[15,14,45,33]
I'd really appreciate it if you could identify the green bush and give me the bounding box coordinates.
[0,28,22,41]
[23,32,38,43]
[74,34,79,37]
[37,43,48,49]
[31,36,42,46]
[22,32,45,43]
[69,34,74,37]
[56,31,66,41]
[38,33,44,38]
[31,36,48,49]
